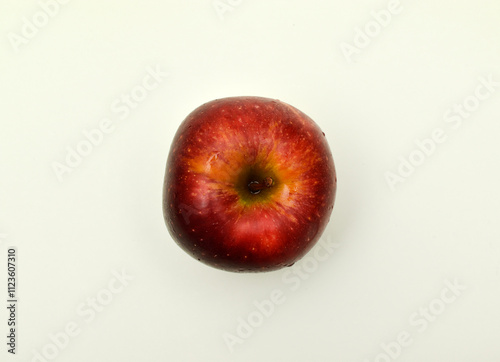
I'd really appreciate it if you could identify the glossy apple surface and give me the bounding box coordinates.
[163,96,336,272]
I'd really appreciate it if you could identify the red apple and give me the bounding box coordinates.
[163,96,337,272]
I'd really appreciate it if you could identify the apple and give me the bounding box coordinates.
[163,96,337,272]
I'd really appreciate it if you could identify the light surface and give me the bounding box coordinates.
[0,1,499,361]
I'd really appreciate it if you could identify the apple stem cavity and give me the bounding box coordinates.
[248,177,274,194]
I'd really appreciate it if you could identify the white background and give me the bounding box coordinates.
[1,0,500,361]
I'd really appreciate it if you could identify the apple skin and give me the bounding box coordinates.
[163,96,336,272]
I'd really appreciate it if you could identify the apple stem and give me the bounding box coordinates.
[248,177,274,194]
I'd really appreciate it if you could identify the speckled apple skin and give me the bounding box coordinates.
[163,97,336,272]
